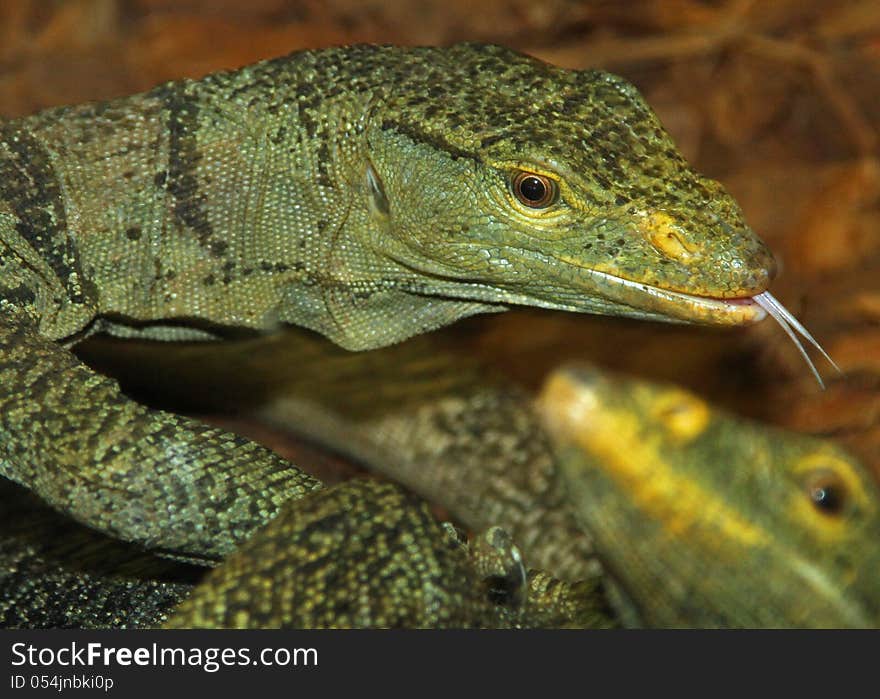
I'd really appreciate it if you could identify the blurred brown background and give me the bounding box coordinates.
[2,0,878,475]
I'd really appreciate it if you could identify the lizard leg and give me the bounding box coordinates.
[0,313,321,563]
[2,467,609,629]
[163,479,608,629]
[162,480,508,629]
[464,525,618,627]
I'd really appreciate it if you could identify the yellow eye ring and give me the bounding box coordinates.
[511,171,558,209]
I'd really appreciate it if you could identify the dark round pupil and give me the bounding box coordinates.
[519,176,547,202]
[810,484,845,514]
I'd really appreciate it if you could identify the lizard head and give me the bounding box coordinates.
[362,43,774,328]
[538,364,880,628]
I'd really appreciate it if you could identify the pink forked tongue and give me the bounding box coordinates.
[753,291,841,389]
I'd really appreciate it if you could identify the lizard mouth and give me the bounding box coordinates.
[583,268,767,326]
[572,268,841,387]
[396,247,837,386]
[494,249,772,326]
[577,269,839,387]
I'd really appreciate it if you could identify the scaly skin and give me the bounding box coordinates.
[241,329,601,582]
[8,323,873,626]
[233,331,878,627]
[76,326,602,582]
[0,476,610,629]
[0,479,194,629]
[0,44,775,624]
[539,365,880,628]
[163,480,610,629]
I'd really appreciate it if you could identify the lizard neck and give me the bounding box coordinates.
[12,54,379,342]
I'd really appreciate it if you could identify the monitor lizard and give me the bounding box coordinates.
[5,335,872,628]
[0,43,795,624]
[541,365,880,628]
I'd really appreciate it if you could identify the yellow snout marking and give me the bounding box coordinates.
[639,211,698,262]
[540,371,768,551]
[651,388,710,444]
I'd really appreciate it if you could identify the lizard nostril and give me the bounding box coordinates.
[640,212,696,262]
[654,230,689,259]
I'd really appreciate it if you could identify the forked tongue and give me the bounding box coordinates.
[753,291,841,389]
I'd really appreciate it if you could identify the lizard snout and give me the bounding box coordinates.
[634,209,777,298]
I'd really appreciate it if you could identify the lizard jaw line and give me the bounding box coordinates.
[575,267,767,326]
[393,249,765,325]
[587,271,840,387]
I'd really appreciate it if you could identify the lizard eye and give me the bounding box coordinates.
[805,470,848,516]
[511,171,557,209]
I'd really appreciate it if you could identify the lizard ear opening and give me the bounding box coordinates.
[366,162,390,216]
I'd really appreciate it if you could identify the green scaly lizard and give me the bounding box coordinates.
[0,44,781,625]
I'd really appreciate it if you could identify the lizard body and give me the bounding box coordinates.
[85,328,879,628]
[0,43,779,624]
[7,329,875,627]
[239,332,880,627]
[0,474,610,629]
[163,480,609,629]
